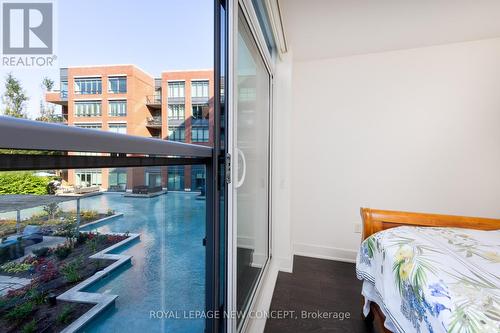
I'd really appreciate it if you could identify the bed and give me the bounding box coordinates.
[355,208,500,333]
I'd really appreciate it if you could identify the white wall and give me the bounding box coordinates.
[291,38,500,261]
[272,52,294,272]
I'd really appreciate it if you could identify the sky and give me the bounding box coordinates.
[0,0,214,118]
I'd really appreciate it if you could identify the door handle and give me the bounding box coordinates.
[235,147,246,189]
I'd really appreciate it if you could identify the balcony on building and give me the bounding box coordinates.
[146,95,162,109]
[45,90,68,106]
[147,79,162,109]
[191,96,209,105]
[146,116,162,129]
[46,68,69,106]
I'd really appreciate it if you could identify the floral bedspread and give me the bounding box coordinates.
[356,226,500,333]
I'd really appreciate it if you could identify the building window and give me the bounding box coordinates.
[191,80,209,98]
[168,81,185,98]
[60,81,68,99]
[192,104,209,119]
[108,76,127,93]
[191,165,205,192]
[168,104,185,120]
[145,168,162,187]
[75,101,101,117]
[108,168,127,191]
[109,100,127,116]
[74,78,102,94]
[167,166,184,191]
[108,123,127,134]
[75,170,102,188]
[168,126,185,142]
[192,126,209,143]
[75,123,102,130]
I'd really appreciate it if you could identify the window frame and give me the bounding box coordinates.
[167,104,185,120]
[74,77,102,95]
[108,123,127,134]
[168,81,185,99]
[74,101,102,117]
[108,100,127,117]
[192,103,210,120]
[167,165,185,191]
[167,125,186,142]
[191,80,210,98]
[108,76,127,94]
[192,125,210,143]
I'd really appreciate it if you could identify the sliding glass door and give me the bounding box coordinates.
[234,6,271,330]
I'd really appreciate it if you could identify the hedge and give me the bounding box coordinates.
[0,172,51,195]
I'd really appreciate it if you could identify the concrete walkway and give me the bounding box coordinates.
[0,275,31,296]
[0,236,66,296]
[18,236,66,261]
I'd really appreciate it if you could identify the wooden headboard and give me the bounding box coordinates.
[361,207,500,240]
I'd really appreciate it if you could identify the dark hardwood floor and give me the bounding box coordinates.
[264,256,375,333]
[237,247,261,312]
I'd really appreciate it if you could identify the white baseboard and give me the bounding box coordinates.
[251,252,267,268]
[293,242,358,263]
[243,259,280,333]
[237,236,254,249]
[275,255,293,273]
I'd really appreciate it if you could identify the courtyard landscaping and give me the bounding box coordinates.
[0,205,116,239]
[0,230,130,333]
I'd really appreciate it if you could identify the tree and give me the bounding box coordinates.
[43,202,59,220]
[2,73,29,118]
[38,76,60,123]
[41,77,54,91]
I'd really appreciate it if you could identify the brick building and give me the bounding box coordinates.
[46,65,214,192]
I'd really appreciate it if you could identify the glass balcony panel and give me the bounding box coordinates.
[0,159,206,333]
[235,7,271,327]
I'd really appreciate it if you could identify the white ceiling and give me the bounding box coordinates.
[280,0,500,61]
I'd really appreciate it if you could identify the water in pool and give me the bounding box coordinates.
[71,192,205,333]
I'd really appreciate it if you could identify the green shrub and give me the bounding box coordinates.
[26,288,46,305]
[54,223,78,246]
[57,304,74,324]
[81,210,98,221]
[0,262,32,273]
[60,256,82,283]
[32,247,50,258]
[54,245,72,260]
[21,319,36,333]
[43,203,60,220]
[0,172,51,195]
[5,301,34,321]
[85,237,99,253]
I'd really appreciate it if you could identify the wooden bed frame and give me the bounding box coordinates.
[359,207,500,333]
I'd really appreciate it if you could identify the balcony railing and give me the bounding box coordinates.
[75,89,102,95]
[146,116,162,128]
[146,95,162,108]
[45,90,68,106]
[0,115,216,332]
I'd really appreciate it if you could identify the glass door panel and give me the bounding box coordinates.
[235,7,271,328]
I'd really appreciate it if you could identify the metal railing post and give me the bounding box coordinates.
[16,210,21,235]
[76,198,81,234]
